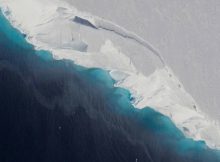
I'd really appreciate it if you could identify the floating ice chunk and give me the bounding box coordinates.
[61,40,88,52]
[109,70,129,82]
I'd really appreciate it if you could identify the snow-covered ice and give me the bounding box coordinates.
[1,0,220,149]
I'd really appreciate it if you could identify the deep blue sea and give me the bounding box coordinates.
[0,11,220,162]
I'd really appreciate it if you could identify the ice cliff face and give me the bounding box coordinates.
[1,0,220,149]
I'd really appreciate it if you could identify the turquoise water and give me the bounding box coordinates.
[1,10,220,161]
[0,11,53,61]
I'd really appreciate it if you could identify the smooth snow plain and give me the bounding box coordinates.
[1,0,220,149]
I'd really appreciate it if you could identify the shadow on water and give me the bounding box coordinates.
[0,11,220,162]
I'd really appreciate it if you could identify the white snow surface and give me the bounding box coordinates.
[1,0,220,149]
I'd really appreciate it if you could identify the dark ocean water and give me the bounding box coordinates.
[0,11,220,162]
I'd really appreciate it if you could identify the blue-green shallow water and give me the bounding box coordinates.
[0,10,220,162]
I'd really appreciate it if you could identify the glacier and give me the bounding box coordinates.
[0,0,220,150]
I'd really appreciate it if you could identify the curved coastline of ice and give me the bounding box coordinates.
[1,0,220,149]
